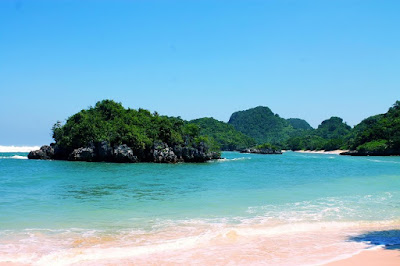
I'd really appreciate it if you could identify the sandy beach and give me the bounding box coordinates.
[325,247,400,265]
[294,150,349,155]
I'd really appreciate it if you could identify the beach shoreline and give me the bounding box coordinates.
[293,150,348,155]
[324,247,400,265]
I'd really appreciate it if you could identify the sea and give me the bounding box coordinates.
[0,150,399,265]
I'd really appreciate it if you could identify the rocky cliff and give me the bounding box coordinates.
[28,141,220,163]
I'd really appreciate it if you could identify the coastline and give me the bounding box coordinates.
[293,150,348,155]
[324,247,400,265]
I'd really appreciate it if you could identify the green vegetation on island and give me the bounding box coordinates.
[286,118,313,130]
[29,100,221,162]
[190,117,256,151]
[29,100,400,160]
[285,117,351,151]
[223,101,399,155]
[227,106,300,145]
[344,101,400,155]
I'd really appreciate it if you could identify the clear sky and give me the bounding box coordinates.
[1,0,399,145]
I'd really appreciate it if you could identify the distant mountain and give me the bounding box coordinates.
[190,117,256,151]
[287,118,313,130]
[227,106,297,144]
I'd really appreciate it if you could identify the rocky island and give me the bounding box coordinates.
[29,100,220,163]
[239,143,282,155]
[239,148,282,154]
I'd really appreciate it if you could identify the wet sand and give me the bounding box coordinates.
[325,247,400,265]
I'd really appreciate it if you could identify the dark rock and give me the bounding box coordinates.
[240,148,282,154]
[340,150,360,156]
[174,142,220,162]
[68,147,96,161]
[151,142,179,163]
[28,145,54,159]
[28,141,221,163]
[113,144,138,163]
[53,145,69,160]
[95,141,113,161]
[340,150,400,156]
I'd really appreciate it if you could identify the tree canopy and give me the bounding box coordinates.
[228,106,300,145]
[348,101,400,152]
[285,117,352,151]
[190,117,256,150]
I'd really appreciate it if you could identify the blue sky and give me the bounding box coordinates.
[1,0,399,145]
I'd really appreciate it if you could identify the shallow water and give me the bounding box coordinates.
[1,151,399,265]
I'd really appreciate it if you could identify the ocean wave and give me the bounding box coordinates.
[212,157,251,163]
[246,192,400,222]
[367,159,400,164]
[0,155,28,160]
[0,145,39,153]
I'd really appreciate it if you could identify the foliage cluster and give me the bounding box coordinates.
[286,118,313,130]
[190,117,256,150]
[349,101,400,151]
[227,106,304,145]
[284,101,400,152]
[254,143,279,150]
[285,117,351,151]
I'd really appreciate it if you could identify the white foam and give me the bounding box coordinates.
[35,233,212,265]
[0,145,40,153]
[213,157,251,162]
[0,155,28,160]
[367,159,400,164]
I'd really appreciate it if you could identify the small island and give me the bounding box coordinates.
[29,100,221,163]
[240,143,282,155]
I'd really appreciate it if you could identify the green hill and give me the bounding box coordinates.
[316,117,351,139]
[227,106,296,144]
[190,117,256,151]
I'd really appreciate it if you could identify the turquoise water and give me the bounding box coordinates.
[1,151,400,264]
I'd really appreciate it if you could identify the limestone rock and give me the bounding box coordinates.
[28,145,54,160]
[113,144,138,163]
[68,147,96,161]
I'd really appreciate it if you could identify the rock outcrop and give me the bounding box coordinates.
[69,147,96,161]
[152,142,179,163]
[28,141,220,163]
[113,144,138,163]
[240,148,282,155]
[28,145,54,159]
[96,141,113,161]
[340,150,400,156]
